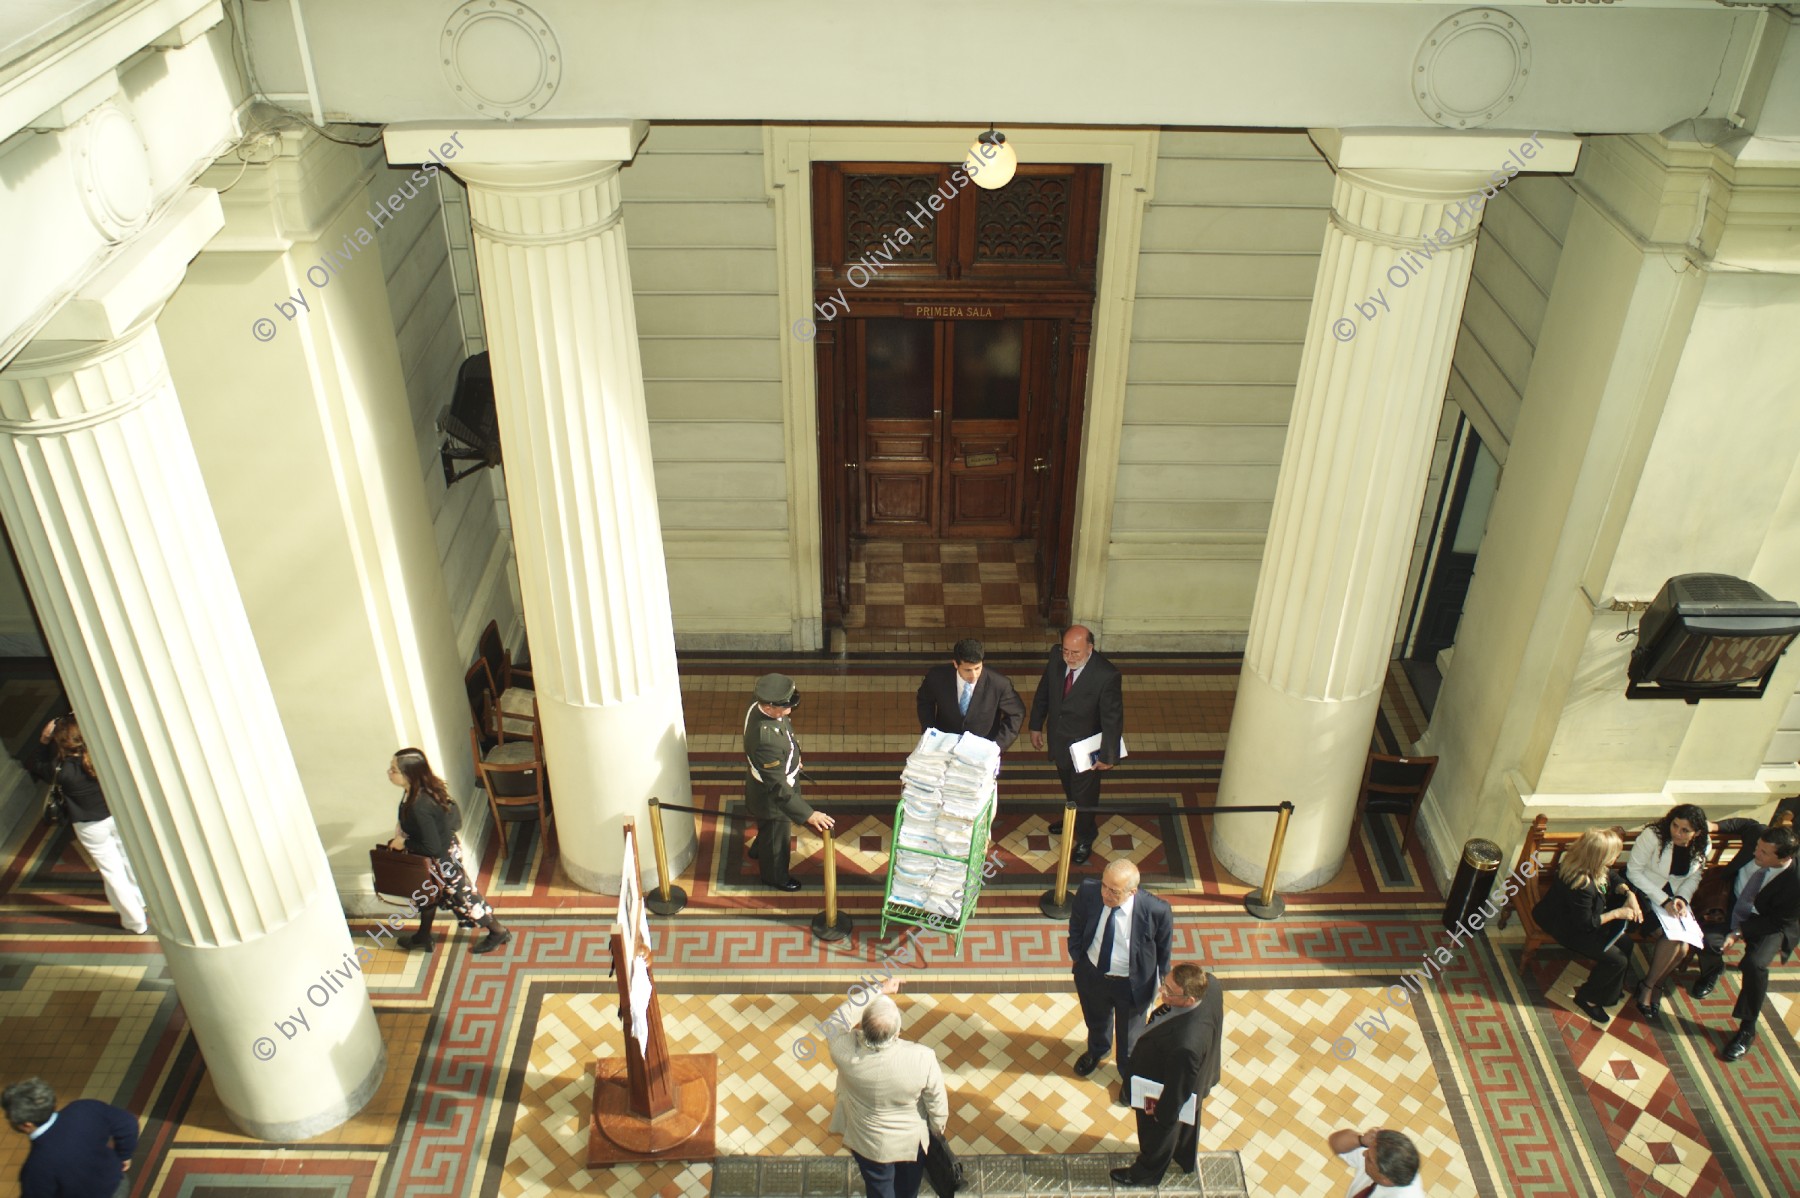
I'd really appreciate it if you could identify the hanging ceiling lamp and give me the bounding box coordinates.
[965,126,1018,190]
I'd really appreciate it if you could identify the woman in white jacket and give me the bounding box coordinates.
[1626,803,1709,1018]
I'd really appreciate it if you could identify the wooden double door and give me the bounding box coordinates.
[852,314,1056,539]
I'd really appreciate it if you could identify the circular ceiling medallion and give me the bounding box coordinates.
[441,0,562,120]
[73,105,153,242]
[1412,8,1531,129]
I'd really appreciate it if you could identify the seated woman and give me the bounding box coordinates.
[1626,804,1709,1017]
[1532,828,1642,1025]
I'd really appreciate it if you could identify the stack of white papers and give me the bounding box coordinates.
[891,732,998,920]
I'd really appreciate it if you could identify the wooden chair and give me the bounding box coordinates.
[465,662,499,754]
[475,621,536,742]
[469,723,553,857]
[1356,752,1437,853]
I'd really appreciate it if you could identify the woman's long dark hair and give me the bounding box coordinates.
[394,748,452,811]
[1648,803,1708,856]
[53,716,96,778]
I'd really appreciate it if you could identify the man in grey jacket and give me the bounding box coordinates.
[824,977,949,1198]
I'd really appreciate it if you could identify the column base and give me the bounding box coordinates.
[1214,669,1379,893]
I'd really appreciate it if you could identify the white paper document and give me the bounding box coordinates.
[1128,1076,1197,1124]
[616,831,641,961]
[629,956,653,1059]
[1653,903,1705,948]
[1070,733,1127,773]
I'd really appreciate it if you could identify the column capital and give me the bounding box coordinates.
[35,188,222,342]
[1309,127,1582,175]
[383,120,648,172]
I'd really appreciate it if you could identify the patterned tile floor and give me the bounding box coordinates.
[841,539,1054,651]
[0,658,1796,1198]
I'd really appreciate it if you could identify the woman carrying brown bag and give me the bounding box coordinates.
[384,748,512,955]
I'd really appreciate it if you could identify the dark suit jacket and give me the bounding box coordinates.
[1531,868,1632,959]
[1028,647,1124,765]
[19,1099,137,1198]
[1125,979,1224,1146]
[1069,878,1173,1010]
[1710,817,1800,961]
[916,664,1025,750]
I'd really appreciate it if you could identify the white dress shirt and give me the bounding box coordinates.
[1338,1149,1426,1197]
[1088,893,1134,976]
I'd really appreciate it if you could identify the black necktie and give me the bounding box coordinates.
[1097,906,1122,973]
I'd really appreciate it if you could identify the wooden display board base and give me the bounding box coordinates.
[586,1053,718,1167]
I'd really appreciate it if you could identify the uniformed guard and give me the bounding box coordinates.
[743,673,836,891]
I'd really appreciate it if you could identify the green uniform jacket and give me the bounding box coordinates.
[743,701,814,823]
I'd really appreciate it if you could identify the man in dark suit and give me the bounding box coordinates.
[4,1076,137,1198]
[1029,624,1125,865]
[916,638,1025,750]
[1691,818,1799,1061]
[1110,963,1224,1187]
[1069,860,1172,1082]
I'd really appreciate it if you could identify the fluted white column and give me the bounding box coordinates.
[387,123,695,892]
[1215,132,1573,890]
[0,201,384,1137]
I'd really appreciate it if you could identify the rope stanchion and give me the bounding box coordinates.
[1038,802,1078,918]
[1244,800,1295,920]
[810,825,853,942]
[644,798,687,916]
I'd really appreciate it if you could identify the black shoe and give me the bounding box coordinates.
[470,929,513,955]
[1110,1167,1154,1187]
[1574,997,1610,1026]
[1073,1052,1099,1077]
[1048,820,1065,835]
[1116,1087,1130,1108]
[397,931,435,953]
[1691,973,1719,1001]
[1071,841,1093,866]
[1721,1028,1754,1062]
[770,878,802,892]
[1635,985,1661,1019]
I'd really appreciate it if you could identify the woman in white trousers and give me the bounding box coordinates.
[32,714,148,935]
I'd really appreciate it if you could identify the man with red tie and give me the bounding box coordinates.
[1029,624,1125,866]
[1326,1126,1424,1197]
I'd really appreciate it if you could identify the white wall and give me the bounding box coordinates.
[1103,130,1330,647]
[619,123,794,648]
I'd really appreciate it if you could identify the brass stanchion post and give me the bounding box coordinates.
[810,824,853,942]
[1244,801,1294,919]
[1038,801,1078,918]
[644,798,688,916]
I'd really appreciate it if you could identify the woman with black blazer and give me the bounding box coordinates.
[29,714,148,935]
[1532,827,1642,1025]
[384,748,512,955]
[1625,804,1710,1017]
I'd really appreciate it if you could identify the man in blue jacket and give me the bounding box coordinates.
[4,1078,137,1198]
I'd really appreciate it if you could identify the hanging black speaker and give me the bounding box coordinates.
[438,352,501,486]
[1627,573,1800,701]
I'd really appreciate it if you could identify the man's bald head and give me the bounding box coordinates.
[1100,859,1139,906]
[1060,625,1095,668]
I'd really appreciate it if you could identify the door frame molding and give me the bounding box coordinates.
[764,125,1159,647]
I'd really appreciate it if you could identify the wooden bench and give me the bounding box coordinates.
[1497,812,1792,968]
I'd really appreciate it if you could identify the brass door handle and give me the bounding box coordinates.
[1032,460,1050,473]
[845,462,858,469]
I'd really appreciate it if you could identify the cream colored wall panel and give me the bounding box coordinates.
[654,461,786,501]
[620,152,768,199]
[1128,340,1304,384]
[639,336,781,380]
[1102,557,1260,634]
[1133,297,1312,341]
[635,293,779,337]
[644,379,784,422]
[1118,425,1286,465]
[1134,253,1320,297]
[668,555,791,616]
[1448,343,1523,453]
[1152,158,1335,207]
[640,125,766,153]
[1140,206,1328,255]
[629,247,780,292]
[648,422,786,462]
[622,200,778,246]
[1115,463,1280,502]
[1159,131,1323,159]
[1113,501,1274,533]
[1123,385,1294,426]
[659,500,788,530]
[1458,281,1535,395]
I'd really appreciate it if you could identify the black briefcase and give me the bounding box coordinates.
[923,1127,963,1197]
[370,844,436,900]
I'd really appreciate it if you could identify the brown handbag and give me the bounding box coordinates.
[370,844,438,901]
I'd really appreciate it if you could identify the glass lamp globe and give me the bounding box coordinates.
[966,133,1018,190]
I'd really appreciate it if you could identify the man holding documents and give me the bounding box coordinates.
[1112,963,1223,1188]
[1029,625,1125,865]
[1069,861,1172,1083]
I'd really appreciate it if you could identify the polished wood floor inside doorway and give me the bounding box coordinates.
[843,539,1050,651]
